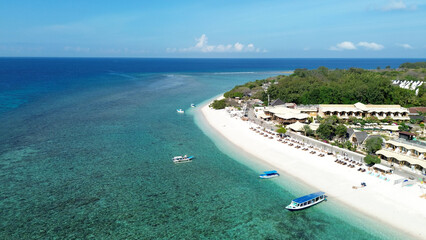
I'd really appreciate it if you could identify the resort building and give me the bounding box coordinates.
[263,105,309,124]
[298,107,318,117]
[376,138,426,175]
[318,102,410,121]
[346,128,368,147]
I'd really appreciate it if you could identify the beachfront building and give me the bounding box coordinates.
[297,105,318,118]
[376,138,426,175]
[263,105,309,124]
[318,102,410,121]
[346,128,368,147]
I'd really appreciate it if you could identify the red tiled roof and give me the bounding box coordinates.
[409,107,426,114]
[400,131,416,136]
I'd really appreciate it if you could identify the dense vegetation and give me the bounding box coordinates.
[266,67,425,107]
[210,99,226,109]
[276,127,287,135]
[400,62,426,69]
[225,66,426,107]
[365,137,383,154]
[224,79,268,99]
[364,155,381,165]
[315,116,347,140]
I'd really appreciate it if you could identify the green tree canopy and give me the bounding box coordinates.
[398,123,411,132]
[210,99,227,109]
[364,155,381,165]
[261,67,422,107]
[316,123,334,140]
[400,62,426,69]
[276,127,287,134]
[303,125,314,136]
[335,124,347,138]
[365,137,383,154]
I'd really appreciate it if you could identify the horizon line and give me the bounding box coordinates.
[1,56,426,59]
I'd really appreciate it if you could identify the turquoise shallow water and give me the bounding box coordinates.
[0,58,417,239]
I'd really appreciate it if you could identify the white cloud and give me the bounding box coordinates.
[396,43,413,49]
[358,42,384,50]
[246,43,255,52]
[329,41,384,51]
[172,34,265,53]
[195,34,208,49]
[381,0,416,11]
[234,42,244,52]
[329,41,357,51]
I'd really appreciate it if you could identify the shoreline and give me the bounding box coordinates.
[195,96,426,239]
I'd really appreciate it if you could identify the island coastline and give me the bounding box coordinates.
[195,95,426,240]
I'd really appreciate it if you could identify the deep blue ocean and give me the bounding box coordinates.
[0,58,423,239]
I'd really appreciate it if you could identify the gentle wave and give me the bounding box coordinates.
[107,71,137,79]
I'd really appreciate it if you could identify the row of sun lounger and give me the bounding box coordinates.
[339,158,363,166]
[250,126,348,162]
[335,159,366,171]
[250,126,398,183]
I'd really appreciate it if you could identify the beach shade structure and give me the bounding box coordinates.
[373,164,393,173]
[287,122,306,132]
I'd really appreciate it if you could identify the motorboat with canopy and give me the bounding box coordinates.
[259,170,280,179]
[285,191,326,211]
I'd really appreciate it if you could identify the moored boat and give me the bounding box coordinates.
[173,155,194,163]
[285,191,326,211]
[259,170,280,179]
[191,103,196,108]
[177,109,184,113]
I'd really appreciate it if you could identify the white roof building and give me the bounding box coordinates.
[318,102,409,120]
[264,106,309,123]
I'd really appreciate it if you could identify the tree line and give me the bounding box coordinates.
[400,62,426,69]
[224,66,425,107]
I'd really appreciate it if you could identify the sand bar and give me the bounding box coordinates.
[199,99,426,239]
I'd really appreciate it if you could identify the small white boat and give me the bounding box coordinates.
[177,109,184,113]
[191,103,196,108]
[173,155,194,163]
[259,170,280,179]
[286,191,326,211]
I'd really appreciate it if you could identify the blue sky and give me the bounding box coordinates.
[0,0,425,57]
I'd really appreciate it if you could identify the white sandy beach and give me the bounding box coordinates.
[199,100,426,239]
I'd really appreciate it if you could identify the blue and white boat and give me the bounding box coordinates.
[191,103,196,108]
[285,191,326,211]
[259,170,280,179]
[173,155,194,163]
[177,109,184,113]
